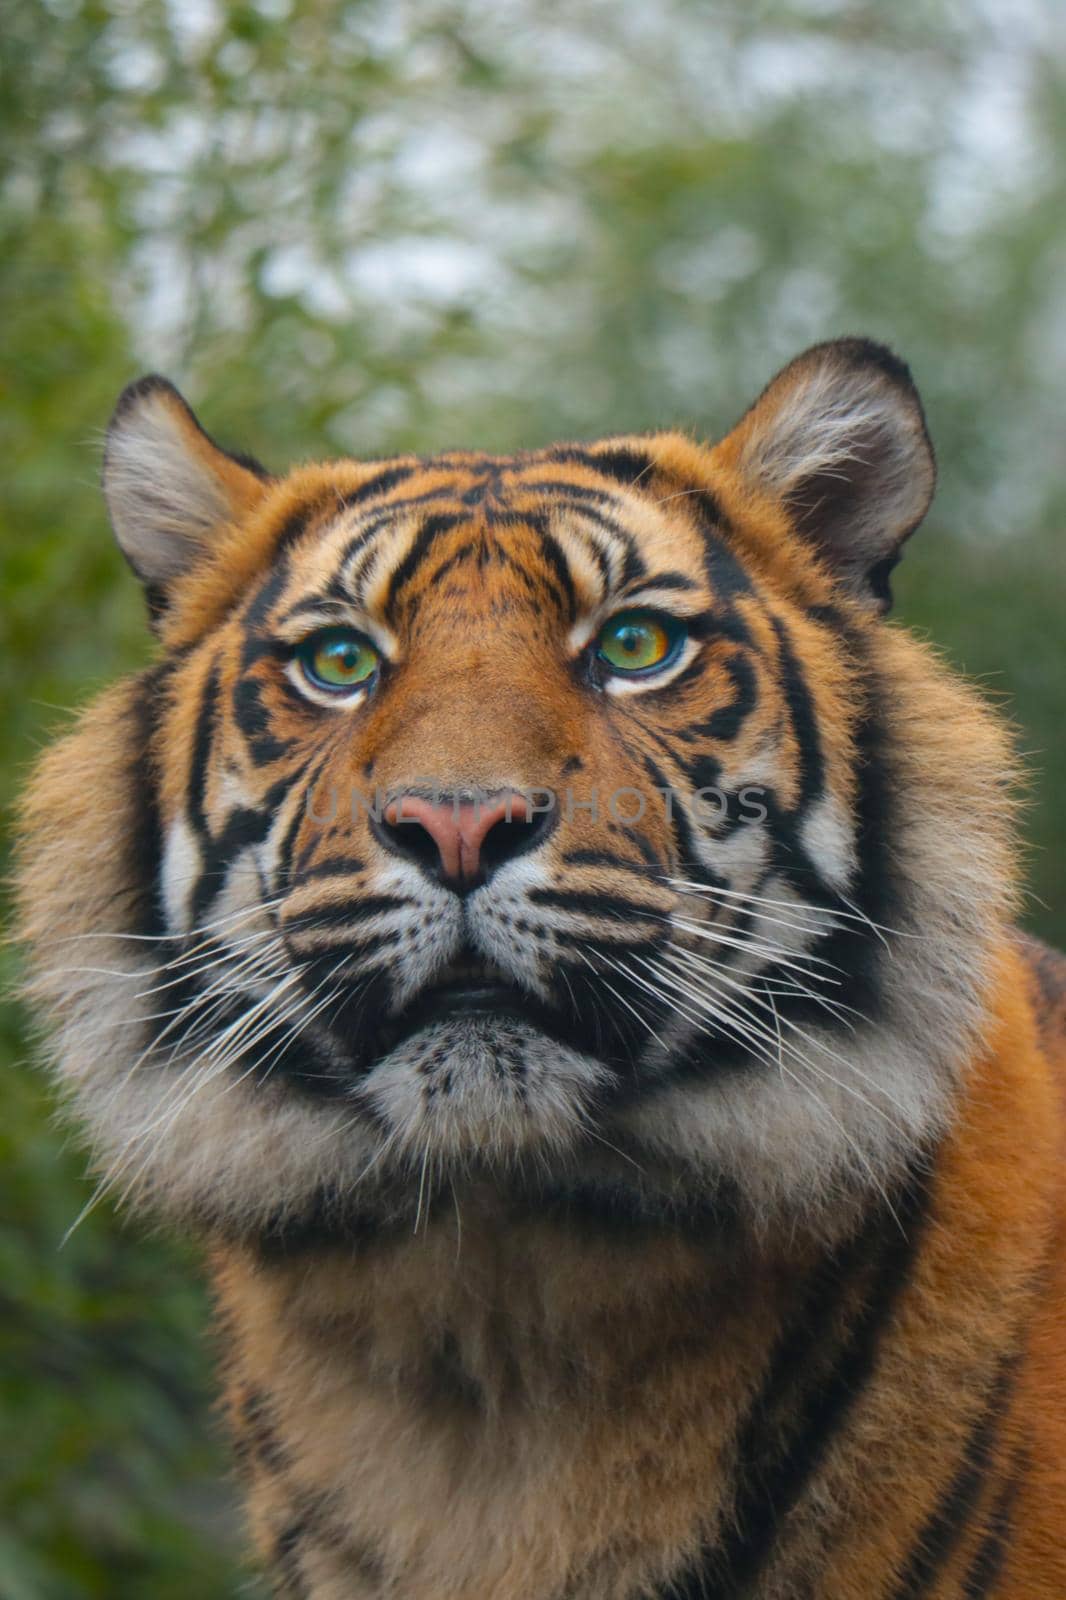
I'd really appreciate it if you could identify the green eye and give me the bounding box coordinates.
[298,628,380,693]
[595,611,686,676]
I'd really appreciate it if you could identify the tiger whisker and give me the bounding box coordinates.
[666,913,848,981]
[575,948,668,1049]
[130,929,285,999]
[246,958,353,1091]
[668,878,915,942]
[621,953,722,1037]
[666,940,867,1029]
[414,1142,432,1235]
[117,970,311,1152]
[654,949,908,1123]
[758,991,905,1233]
[56,895,287,950]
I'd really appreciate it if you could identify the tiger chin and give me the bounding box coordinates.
[16,339,1066,1599]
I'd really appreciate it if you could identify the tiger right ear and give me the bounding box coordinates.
[712,339,936,613]
[103,376,270,615]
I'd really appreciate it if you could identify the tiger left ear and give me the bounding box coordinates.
[103,376,270,619]
[713,338,936,613]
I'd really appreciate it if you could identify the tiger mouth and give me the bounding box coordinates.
[370,968,575,1060]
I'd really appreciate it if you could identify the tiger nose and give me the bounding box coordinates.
[375,791,553,892]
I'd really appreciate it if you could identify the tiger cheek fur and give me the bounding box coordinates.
[16,340,1066,1598]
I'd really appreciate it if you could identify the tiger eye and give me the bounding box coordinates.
[595,611,684,675]
[299,628,380,692]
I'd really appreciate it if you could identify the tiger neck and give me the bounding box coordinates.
[212,958,1060,1599]
[214,1202,833,1596]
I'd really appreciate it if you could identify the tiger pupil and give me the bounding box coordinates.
[320,642,361,676]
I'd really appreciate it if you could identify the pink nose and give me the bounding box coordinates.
[381,791,536,889]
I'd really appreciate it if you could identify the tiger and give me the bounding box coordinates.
[15,337,1066,1599]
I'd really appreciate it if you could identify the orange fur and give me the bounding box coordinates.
[15,340,1065,1596]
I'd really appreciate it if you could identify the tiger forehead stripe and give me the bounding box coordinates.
[276,470,673,628]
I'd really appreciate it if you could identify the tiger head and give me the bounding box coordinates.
[17,340,1017,1240]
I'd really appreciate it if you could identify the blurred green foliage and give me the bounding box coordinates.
[1,1,1063,1594]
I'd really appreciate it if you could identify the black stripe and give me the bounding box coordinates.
[124,667,169,938]
[702,652,758,743]
[760,620,895,1030]
[337,462,417,508]
[683,750,722,796]
[248,1185,400,1256]
[296,855,367,881]
[549,444,655,487]
[483,510,571,610]
[276,751,332,888]
[557,503,638,542]
[283,929,402,962]
[282,894,412,933]
[889,1361,1016,1600]
[703,530,754,609]
[565,521,613,591]
[628,827,666,869]
[186,658,221,839]
[683,763,755,839]
[335,508,405,580]
[621,701,695,766]
[528,887,663,923]
[143,582,168,625]
[536,525,578,620]
[239,636,290,671]
[279,595,354,626]
[626,569,700,595]
[232,675,291,765]
[727,1171,928,1590]
[384,512,464,618]
[271,1519,310,1599]
[426,540,477,587]
[767,611,825,816]
[488,542,544,599]
[543,499,639,551]
[663,1171,929,1597]
[561,849,656,877]
[274,501,323,554]
[691,487,733,536]
[619,534,646,587]
[531,493,649,584]
[960,1459,1024,1599]
[240,560,292,669]
[236,1388,291,1475]
[551,929,661,955]
[587,445,656,487]
[640,752,727,892]
[189,772,295,924]
[248,1169,740,1255]
[269,1493,386,1594]
[522,1175,738,1236]
[345,487,462,522]
[518,479,618,505]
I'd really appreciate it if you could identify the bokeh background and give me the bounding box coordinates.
[2,1,1064,1594]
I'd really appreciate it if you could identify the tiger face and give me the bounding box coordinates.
[19,340,1015,1238]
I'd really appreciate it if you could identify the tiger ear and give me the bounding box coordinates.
[714,338,935,613]
[103,376,270,614]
